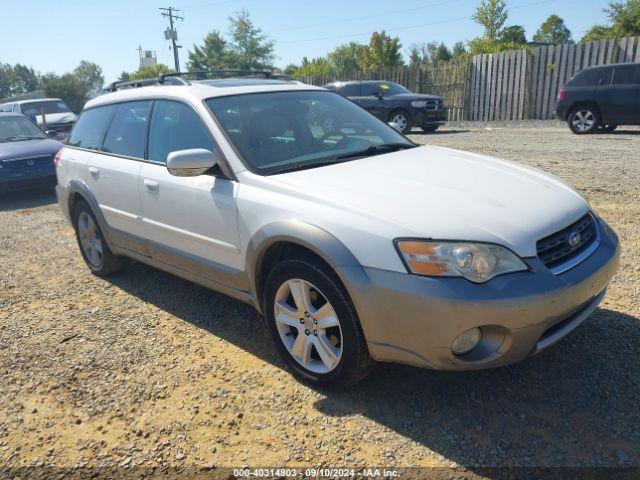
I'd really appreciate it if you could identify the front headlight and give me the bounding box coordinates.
[410,100,428,108]
[395,240,528,283]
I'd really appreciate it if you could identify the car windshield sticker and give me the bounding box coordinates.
[380,84,390,90]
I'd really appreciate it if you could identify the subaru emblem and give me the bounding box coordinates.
[568,231,581,247]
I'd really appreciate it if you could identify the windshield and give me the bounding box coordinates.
[206,90,414,174]
[0,116,47,142]
[377,82,412,95]
[20,100,71,116]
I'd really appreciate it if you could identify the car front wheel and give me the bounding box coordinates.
[390,110,412,134]
[568,107,600,134]
[263,258,373,389]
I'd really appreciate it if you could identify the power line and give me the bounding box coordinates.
[280,0,554,45]
[271,0,464,34]
[160,6,184,72]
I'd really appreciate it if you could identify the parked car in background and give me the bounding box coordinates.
[0,113,62,193]
[555,62,640,134]
[0,98,77,138]
[324,80,446,134]
[56,74,619,388]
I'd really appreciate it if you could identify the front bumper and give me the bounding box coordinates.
[342,218,620,370]
[0,170,56,193]
[411,108,447,127]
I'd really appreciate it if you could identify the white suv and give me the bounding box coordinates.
[56,72,620,388]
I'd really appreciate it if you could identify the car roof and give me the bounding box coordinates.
[580,62,640,71]
[326,80,395,86]
[0,112,23,117]
[1,98,64,105]
[85,79,324,110]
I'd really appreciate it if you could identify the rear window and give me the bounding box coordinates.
[568,68,611,87]
[340,84,361,96]
[21,100,71,116]
[68,105,116,150]
[102,101,152,158]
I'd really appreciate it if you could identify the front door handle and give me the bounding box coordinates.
[88,166,99,180]
[143,178,159,194]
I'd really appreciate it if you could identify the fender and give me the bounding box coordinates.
[245,220,364,312]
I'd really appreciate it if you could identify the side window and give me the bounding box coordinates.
[361,84,380,96]
[569,69,609,87]
[102,101,152,158]
[147,100,214,164]
[612,67,636,85]
[68,105,116,150]
[341,84,361,96]
[13,104,21,113]
[636,67,640,85]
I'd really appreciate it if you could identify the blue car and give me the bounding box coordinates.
[0,113,62,193]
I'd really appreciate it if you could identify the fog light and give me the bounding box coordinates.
[451,327,482,355]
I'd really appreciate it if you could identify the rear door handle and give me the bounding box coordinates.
[88,166,99,180]
[143,178,159,194]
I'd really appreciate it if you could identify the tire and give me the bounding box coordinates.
[599,124,618,133]
[568,106,600,134]
[72,200,130,276]
[263,258,373,389]
[389,110,412,134]
[421,126,439,133]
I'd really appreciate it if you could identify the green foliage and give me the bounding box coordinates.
[452,41,468,59]
[128,64,174,80]
[73,60,104,93]
[227,9,275,69]
[467,37,529,55]
[187,31,230,71]
[0,63,39,99]
[408,42,453,66]
[473,0,508,41]
[41,74,87,112]
[500,25,527,44]
[358,31,403,71]
[582,0,640,41]
[327,42,366,75]
[533,15,573,43]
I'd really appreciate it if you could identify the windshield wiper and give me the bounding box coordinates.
[335,143,417,160]
[5,136,44,141]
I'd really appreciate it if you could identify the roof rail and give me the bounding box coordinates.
[158,69,273,83]
[103,76,188,93]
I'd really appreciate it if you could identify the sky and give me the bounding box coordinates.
[2,0,610,84]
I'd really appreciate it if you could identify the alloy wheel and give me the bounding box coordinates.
[572,109,596,132]
[273,279,343,374]
[78,212,103,268]
[391,113,408,132]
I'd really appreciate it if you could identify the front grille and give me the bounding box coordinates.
[0,154,54,171]
[425,99,444,111]
[536,213,598,270]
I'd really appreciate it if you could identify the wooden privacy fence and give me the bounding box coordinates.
[297,35,640,122]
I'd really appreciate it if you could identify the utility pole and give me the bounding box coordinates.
[159,6,184,72]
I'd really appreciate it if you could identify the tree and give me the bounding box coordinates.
[582,0,640,40]
[0,63,39,99]
[73,60,104,93]
[227,9,274,69]
[128,64,173,80]
[533,15,573,43]
[327,42,366,75]
[500,25,527,44]
[473,0,508,41]
[452,41,467,59]
[359,31,403,71]
[187,31,230,71]
[41,74,88,112]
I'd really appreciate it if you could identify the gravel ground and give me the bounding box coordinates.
[0,121,638,478]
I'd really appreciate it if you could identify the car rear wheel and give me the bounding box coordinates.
[263,258,373,389]
[72,200,130,276]
[390,110,412,134]
[568,107,600,134]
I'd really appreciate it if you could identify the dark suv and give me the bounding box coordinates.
[556,63,640,134]
[324,80,446,134]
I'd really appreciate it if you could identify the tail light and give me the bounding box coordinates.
[557,88,566,101]
[54,148,64,168]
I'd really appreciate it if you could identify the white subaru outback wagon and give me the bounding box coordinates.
[56,72,620,388]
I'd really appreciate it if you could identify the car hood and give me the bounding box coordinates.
[0,138,62,161]
[389,93,442,101]
[270,145,589,258]
[36,112,77,125]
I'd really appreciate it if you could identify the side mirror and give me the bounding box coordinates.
[388,122,402,132]
[167,148,216,177]
[373,91,383,99]
[46,130,58,139]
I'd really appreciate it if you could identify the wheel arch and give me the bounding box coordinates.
[246,222,362,313]
[66,180,116,251]
[568,100,602,118]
